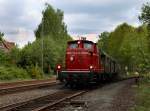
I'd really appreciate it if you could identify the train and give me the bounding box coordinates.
[56,38,119,86]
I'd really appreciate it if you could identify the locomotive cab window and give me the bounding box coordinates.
[83,42,92,49]
[69,43,78,49]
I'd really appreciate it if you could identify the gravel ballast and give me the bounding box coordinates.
[59,80,135,111]
[0,84,63,107]
[0,79,135,111]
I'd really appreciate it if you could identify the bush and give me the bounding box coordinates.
[26,65,44,79]
[0,66,31,81]
[0,49,11,65]
[18,36,70,73]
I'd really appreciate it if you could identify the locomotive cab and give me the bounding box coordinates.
[66,40,98,71]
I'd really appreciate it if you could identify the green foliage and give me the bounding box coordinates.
[0,49,11,65]
[26,64,44,79]
[19,4,71,73]
[0,66,30,80]
[17,3,72,74]
[131,78,150,111]
[0,31,4,41]
[18,35,70,73]
[0,46,23,67]
[0,3,71,80]
[139,2,150,53]
[35,3,67,39]
[9,46,21,65]
[98,23,150,73]
[97,31,110,51]
[139,2,150,25]
[137,3,150,70]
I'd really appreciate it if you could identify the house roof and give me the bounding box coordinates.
[0,40,15,52]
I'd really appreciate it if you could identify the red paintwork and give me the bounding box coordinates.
[65,40,102,73]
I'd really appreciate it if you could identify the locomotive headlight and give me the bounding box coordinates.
[57,65,61,69]
[89,65,93,70]
[70,56,74,61]
[77,41,80,44]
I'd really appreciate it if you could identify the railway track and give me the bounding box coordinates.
[0,77,138,111]
[0,90,87,111]
[0,79,55,88]
[0,78,59,95]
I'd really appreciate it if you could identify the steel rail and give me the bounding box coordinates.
[0,81,58,95]
[0,78,56,87]
[0,77,137,111]
[0,90,87,111]
[32,91,86,111]
[0,93,56,111]
[32,77,138,111]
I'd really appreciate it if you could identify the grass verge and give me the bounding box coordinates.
[131,77,150,111]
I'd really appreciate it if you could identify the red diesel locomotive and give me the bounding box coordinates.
[56,38,118,85]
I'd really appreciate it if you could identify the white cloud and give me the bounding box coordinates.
[0,0,45,47]
[72,34,99,43]
[0,0,148,46]
[4,28,35,47]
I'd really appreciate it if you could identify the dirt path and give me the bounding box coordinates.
[60,79,135,111]
[110,80,135,111]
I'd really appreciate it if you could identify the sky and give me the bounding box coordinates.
[0,0,148,47]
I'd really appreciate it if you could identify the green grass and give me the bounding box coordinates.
[131,77,150,111]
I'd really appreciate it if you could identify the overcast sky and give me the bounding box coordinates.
[0,0,148,47]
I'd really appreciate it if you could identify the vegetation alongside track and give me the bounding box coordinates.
[97,3,150,76]
[0,65,30,81]
[131,75,150,111]
[0,4,71,81]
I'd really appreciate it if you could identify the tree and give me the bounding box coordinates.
[97,23,149,73]
[34,3,67,39]
[97,31,110,51]
[139,2,150,72]
[0,49,10,65]
[0,32,4,41]
[139,2,150,25]
[107,23,134,60]
[18,35,70,73]
[18,3,72,74]
[9,46,21,65]
[139,2,150,52]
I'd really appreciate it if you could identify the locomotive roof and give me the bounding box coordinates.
[68,40,94,44]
